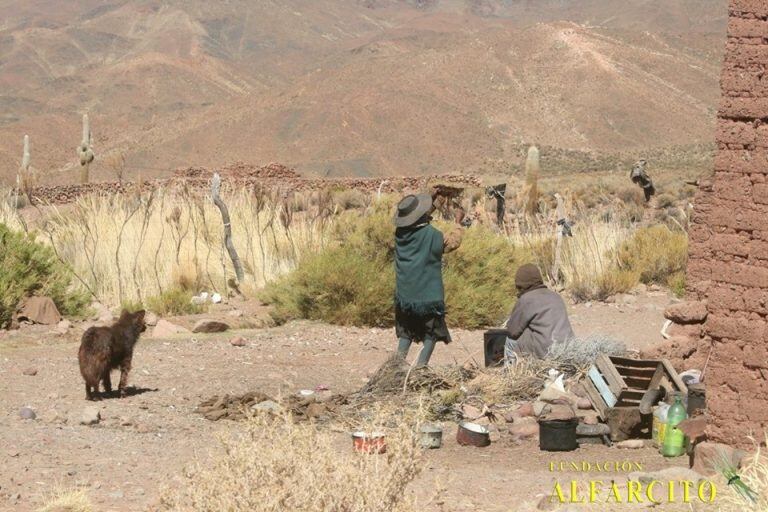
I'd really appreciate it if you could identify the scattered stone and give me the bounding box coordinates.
[692,442,746,477]
[55,320,72,334]
[539,404,576,422]
[533,401,547,417]
[576,398,592,410]
[16,296,62,325]
[229,336,247,347]
[509,417,538,441]
[581,412,599,425]
[616,294,637,305]
[228,309,244,318]
[664,301,708,324]
[22,368,38,376]
[192,319,230,334]
[135,423,152,434]
[252,400,282,414]
[119,417,133,427]
[19,407,36,420]
[461,404,482,420]
[516,402,535,418]
[616,439,645,449]
[632,283,648,295]
[211,293,223,304]
[80,407,101,426]
[576,423,610,436]
[91,302,113,323]
[151,319,191,338]
[144,312,159,327]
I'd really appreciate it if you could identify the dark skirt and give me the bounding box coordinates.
[395,305,452,344]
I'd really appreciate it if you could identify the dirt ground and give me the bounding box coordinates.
[0,291,719,512]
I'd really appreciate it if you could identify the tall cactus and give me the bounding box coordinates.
[20,134,31,188]
[77,113,95,184]
[525,144,540,215]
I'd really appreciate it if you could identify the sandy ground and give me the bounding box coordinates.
[0,291,720,512]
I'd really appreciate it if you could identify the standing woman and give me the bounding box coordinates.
[393,193,461,367]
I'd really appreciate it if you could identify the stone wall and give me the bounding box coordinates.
[686,0,768,446]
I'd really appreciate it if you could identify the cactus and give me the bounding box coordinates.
[17,134,32,194]
[524,145,540,215]
[77,113,95,184]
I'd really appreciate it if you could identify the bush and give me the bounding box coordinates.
[569,267,639,302]
[263,200,530,329]
[0,223,88,328]
[160,413,424,512]
[146,288,205,317]
[618,225,688,286]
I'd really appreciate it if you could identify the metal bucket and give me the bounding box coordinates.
[352,431,386,454]
[419,425,443,449]
[539,418,578,452]
[457,422,491,447]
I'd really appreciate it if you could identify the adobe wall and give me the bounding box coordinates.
[686,0,768,446]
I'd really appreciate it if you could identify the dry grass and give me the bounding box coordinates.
[36,487,93,512]
[0,188,333,307]
[160,411,427,512]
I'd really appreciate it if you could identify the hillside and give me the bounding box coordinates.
[0,0,727,184]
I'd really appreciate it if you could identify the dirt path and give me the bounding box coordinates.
[0,292,713,512]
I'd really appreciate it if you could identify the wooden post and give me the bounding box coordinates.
[552,193,566,284]
[211,173,245,284]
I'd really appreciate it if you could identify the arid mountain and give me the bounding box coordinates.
[0,0,727,184]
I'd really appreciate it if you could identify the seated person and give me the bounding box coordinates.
[505,264,574,361]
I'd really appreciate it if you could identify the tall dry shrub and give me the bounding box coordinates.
[160,413,424,512]
[524,145,540,215]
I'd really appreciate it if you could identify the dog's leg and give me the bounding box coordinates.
[85,383,93,401]
[118,360,132,397]
[102,370,112,395]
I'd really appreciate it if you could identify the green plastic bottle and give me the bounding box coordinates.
[661,394,687,457]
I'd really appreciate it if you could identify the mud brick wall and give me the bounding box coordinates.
[686,0,768,446]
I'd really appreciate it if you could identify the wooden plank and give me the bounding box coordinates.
[610,356,660,368]
[583,376,608,420]
[612,366,658,378]
[623,377,654,389]
[588,366,618,408]
[596,354,625,395]
[661,359,688,394]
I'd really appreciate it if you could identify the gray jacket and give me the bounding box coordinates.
[505,288,574,359]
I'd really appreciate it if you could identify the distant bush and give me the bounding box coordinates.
[0,223,88,328]
[146,288,206,317]
[619,225,688,287]
[262,199,530,329]
[569,267,638,302]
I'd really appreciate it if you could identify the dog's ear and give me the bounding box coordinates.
[133,310,146,324]
[118,309,132,322]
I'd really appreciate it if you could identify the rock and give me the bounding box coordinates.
[632,283,648,295]
[16,296,62,324]
[616,294,637,305]
[516,402,535,417]
[151,319,191,338]
[22,368,37,376]
[119,417,133,427]
[576,398,592,410]
[509,417,539,441]
[135,423,152,434]
[533,401,547,417]
[539,404,576,422]
[228,309,244,318]
[461,404,482,420]
[19,407,36,420]
[664,301,708,324]
[252,400,282,414]
[144,312,159,327]
[629,467,705,485]
[211,293,222,304]
[192,319,230,333]
[229,336,247,347]
[581,412,599,425]
[55,320,72,333]
[678,416,708,444]
[80,407,101,426]
[305,402,328,419]
[91,302,113,323]
[692,442,746,477]
[576,423,611,436]
[616,439,645,449]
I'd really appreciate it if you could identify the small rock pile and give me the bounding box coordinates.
[196,391,346,422]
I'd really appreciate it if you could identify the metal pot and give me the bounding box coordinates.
[456,422,490,447]
[352,431,386,454]
[419,425,443,449]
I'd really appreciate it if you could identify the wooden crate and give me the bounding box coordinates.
[583,355,687,420]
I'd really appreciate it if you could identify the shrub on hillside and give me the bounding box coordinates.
[262,200,530,329]
[146,288,206,317]
[618,225,688,287]
[0,223,88,328]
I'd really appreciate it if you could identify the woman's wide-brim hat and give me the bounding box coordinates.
[393,193,434,227]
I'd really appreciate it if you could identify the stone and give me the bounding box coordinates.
[144,312,159,327]
[632,283,648,295]
[576,423,610,436]
[252,400,282,414]
[135,423,152,434]
[606,407,650,442]
[22,368,37,376]
[533,401,547,417]
[539,404,576,422]
[228,309,244,317]
[19,407,36,420]
[616,294,637,305]
[119,417,133,427]
[665,301,708,324]
[516,402,535,417]
[581,412,599,425]
[616,439,645,449]
[80,407,101,426]
[692,442,747,477]
[509,417,539,441]
[576,398,592,410]
[230,336,247,347]
[461,404,482,420]
[55,320,72,333]
[91,302,113,323]
[192,319,230,333]
[151,319,191,338]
